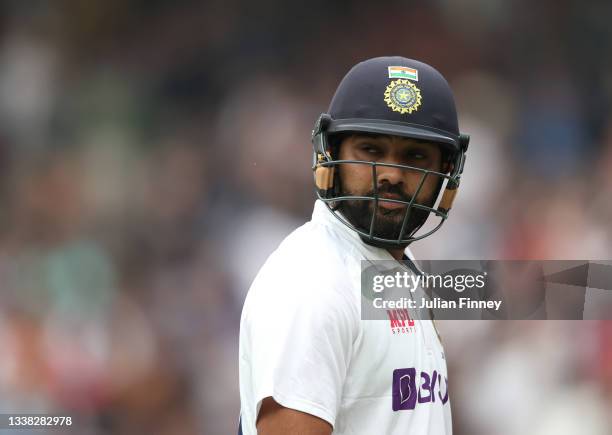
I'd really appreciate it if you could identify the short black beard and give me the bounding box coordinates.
[338,184,434,242]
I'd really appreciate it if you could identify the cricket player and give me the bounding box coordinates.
[238,56,470,434]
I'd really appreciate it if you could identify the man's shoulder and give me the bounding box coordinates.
[283,217,345,253]
[244,219,356,302]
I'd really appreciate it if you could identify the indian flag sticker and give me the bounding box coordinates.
[388,66,418,81]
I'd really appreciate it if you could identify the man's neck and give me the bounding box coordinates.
[387,248,405,261]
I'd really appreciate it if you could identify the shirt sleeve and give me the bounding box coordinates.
[241,266,357,428]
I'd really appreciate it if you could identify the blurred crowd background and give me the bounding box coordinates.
[0,1,611,434]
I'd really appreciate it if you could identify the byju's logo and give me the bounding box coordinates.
[392,368,449,411]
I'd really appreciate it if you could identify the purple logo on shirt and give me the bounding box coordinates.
[392,368,417,410]
[392,368,449,411]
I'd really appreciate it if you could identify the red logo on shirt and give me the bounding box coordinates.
[386,309,416,334]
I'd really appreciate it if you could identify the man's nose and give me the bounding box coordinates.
[376,163,405,186]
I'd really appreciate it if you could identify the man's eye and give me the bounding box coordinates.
[408,152,427,159]
[361,145,381,154]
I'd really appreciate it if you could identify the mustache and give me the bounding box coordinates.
[366,184,413,202]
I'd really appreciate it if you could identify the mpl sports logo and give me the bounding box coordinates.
[386,309,415,334]
[392,368,449,411]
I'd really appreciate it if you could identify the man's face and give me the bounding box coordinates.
[336,133,446,241]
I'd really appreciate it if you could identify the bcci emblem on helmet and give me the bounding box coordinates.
[384,79,422,114]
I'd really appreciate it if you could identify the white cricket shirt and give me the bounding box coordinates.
[239,200,451,434]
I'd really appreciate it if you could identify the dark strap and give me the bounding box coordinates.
[401,254,424,276]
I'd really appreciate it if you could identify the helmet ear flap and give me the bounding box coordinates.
[315,157,335,191]
[437,133,468,213]
[437,182,459,213]
[312,113,335,196]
